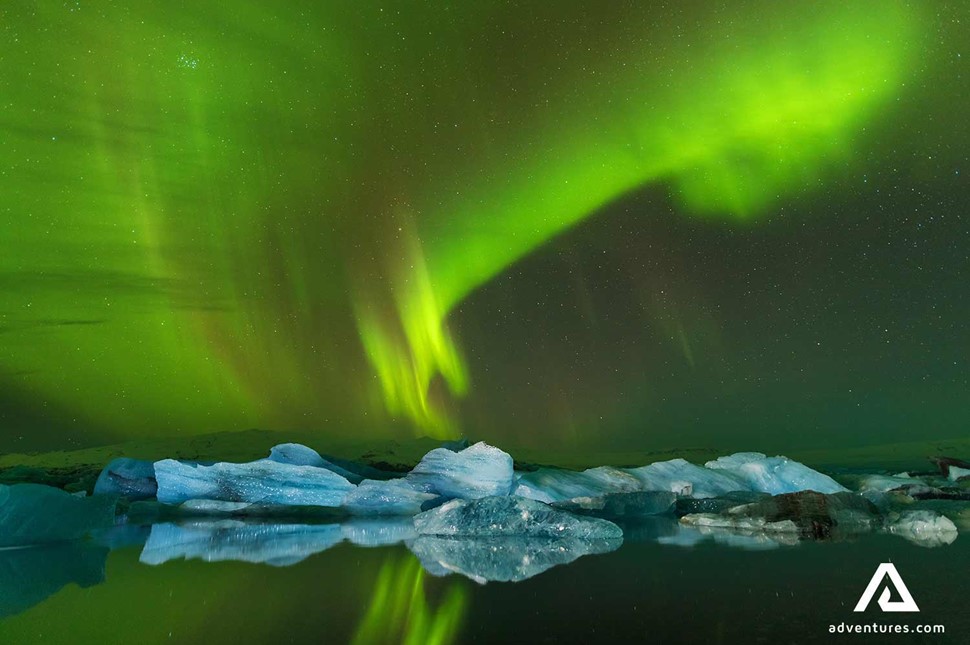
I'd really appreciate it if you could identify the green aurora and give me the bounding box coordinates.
[1,1,967,451]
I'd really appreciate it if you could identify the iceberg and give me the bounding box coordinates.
[267,443,329,468]
[413,495,623,539]
[139,520,344,566]
[949,466,970,482]
[405,442,514,500]
[513,467,644,503]
[886,511,958,547]
[408,535,620,584]
[474,453,842,504]
[626,459,748,498]
[675,491,770,516]
[93,458,157,500]
[267,443,372,484]
[0,484,117,548]
[704,452,847,495]
[342,479,439,516]
[681,514,801,534]
[858,473,934,494]
[154,459,356,507]
[702,491,879,539]
[551,491,676,519]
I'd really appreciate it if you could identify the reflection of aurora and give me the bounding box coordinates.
[352,555,467,645]
[0,2,930,444]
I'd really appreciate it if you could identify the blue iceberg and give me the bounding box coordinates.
[342,479,438,516]
[704,452,847,495]
[139,520,344,566]
[154,459,356,507]
[626,459,748,498]
[93,458,157,500]
[551,491,677,518]
[266,443,329,467]
[267,443,374,484]
[406,442,514,500]
[513,467,644,503]
[512,454,842,502]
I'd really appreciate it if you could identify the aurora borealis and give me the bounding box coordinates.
[1,1,967,451]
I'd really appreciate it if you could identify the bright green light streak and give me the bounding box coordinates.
[358,2,923,435]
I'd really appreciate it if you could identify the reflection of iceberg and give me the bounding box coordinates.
[0,542,108,618]
[413,496,623,539]
[657,522,798,551]
[139,521,344,566]
[139,517,420,566]
[407,535,621,584]
[341,518,418,547]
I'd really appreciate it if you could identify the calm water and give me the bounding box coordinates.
[0,520,965,644]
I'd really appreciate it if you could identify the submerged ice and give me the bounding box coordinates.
[414,496,623,540]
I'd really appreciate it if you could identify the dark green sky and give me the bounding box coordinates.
[0,1,966,452]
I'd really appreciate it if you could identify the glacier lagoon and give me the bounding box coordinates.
[0,438,969,643]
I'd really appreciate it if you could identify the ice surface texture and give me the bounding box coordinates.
[154,459,355,506]
[887,510,958,547]
[408,535,620,583]
[704,453,846,495]
[342,479,439,516]
[515,453,845,503]
[551,491,676,518]
[267,443,369,484]
[406,442,514,499]
[93,458,157,500]
[414,496,623,539]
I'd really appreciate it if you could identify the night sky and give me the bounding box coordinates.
[0,1,966,452]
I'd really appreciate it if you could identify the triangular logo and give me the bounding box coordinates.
[853,563,919,613]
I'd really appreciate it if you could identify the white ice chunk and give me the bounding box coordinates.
[405,442,514,500]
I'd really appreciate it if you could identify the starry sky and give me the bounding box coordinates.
[0,1,966,452]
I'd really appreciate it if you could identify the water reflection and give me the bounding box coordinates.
[352,555,466,645]
[0,542,107,619]
[0,513,961,628]
[136,517,622,582]
[409,536,622,584]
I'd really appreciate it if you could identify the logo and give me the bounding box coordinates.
[854,563,919,613]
